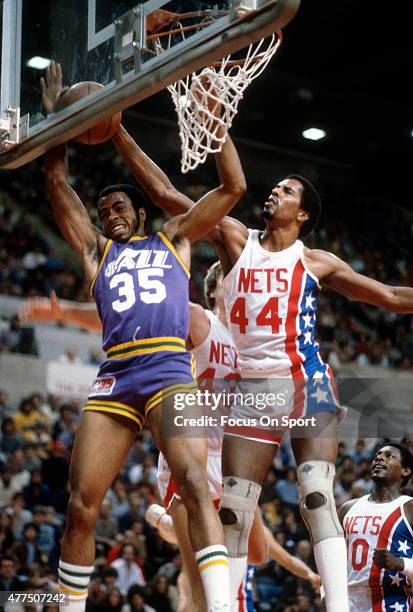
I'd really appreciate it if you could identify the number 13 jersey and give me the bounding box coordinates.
[223,230,322,377]
[90,231,190,359]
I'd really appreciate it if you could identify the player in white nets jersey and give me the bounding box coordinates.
[339,443,413,612]
[147,261,320,611]
[112,130,413,612]
[150,260,240,611]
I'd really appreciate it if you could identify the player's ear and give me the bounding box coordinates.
[401,465,412,481]
[138,207,146,224]
[297,209,310,223]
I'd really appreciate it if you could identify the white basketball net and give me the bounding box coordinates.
[165,33,281,173]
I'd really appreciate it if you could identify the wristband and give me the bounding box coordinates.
[402,557,413,579]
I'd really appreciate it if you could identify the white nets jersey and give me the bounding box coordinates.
[223,230,325,377]
[344,494,413,611]
[157,310,239,507]
[192,310,239,388]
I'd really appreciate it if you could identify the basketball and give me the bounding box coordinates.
[55,81,122,144]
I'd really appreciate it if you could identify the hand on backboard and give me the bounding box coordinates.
[40,60,65,115]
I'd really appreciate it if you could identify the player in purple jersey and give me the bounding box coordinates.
[115,136,413,611]
[42,63,246,612]
[339,443,413,612]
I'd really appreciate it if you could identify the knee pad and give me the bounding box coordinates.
[219,477,261,558]
[297,461,343,545]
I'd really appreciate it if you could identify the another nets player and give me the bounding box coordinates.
[339,443,413,611]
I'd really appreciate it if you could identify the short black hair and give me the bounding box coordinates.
[286,174,321,238]
[378,442,413,486]
[204,261,223,310]
[97,184,152,220]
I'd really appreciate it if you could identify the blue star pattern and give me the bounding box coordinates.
[294,275,339,417]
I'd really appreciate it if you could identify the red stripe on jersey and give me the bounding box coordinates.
[237,581,246,612]
[285,260,306,418]
[368,506,402,611]
[164,474,180,509]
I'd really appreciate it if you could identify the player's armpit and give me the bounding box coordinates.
[337,499,358,526]
[187,303,211,350]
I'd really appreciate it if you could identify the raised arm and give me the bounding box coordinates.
[307,249,413,313]
[112,125,194,216]
[45,144,105,284]
[263,526,320,587]
[113,124,249,274]
[163,133,246,244]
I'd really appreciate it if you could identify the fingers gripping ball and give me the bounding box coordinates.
[55,82,122,144]
[189,68,222,123]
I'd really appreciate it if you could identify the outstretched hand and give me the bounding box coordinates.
[373,548,404,571]
[40,60,63,115]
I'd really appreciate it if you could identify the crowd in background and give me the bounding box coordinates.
[2,387,412,610]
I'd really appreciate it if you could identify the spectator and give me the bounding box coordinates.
[97,586,124,611]
[12,522,42,574]
[157,551,182,583]
[0,554,24,591]
[0,389,15,419]
[0,465,23,508]
[1,418,24,455]
[145,575,177,612]
[95,498,118,552]
[58,346,82,364]
[31,506,56,555]
[122,585,156,612]
[106,477,130,518]
[0,314,38,355]
[22,470,52,510]
[13,397,48,444]
[0,511,15,555]
[4,492,33,537]
[101,566,119,592]
[110,544,146,596]
[275,467,299,507]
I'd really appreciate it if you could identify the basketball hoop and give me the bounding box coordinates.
[150,12,282,173]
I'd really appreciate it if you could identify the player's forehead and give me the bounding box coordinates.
[376,445,402,460]
[275,178,303,194]
[99,191,132,211]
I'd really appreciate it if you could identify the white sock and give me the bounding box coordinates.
[228,555,248,607]
[195,544,231,611]
[314,537,349,612]
[145,503,177,544]
[58,560,94,612]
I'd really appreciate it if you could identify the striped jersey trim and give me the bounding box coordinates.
[157,230,190,278]
[128,235,149,241]
[89,238,112,296]
[107,336,186,359]
[84,401,144,428]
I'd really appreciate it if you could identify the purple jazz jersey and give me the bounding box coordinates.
[91,231,189,357]
[85,230,196,428]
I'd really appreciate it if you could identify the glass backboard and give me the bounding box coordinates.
[0,0,300,169]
